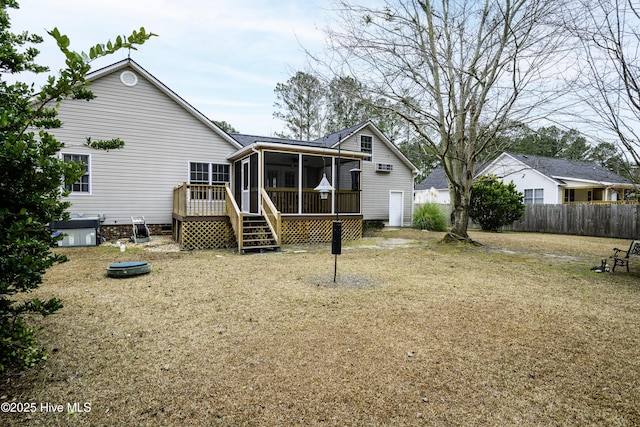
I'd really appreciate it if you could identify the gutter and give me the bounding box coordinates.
[227,142,368,161]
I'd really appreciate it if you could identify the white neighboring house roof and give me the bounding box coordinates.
[86,59,242,150]
[479,152,633,187]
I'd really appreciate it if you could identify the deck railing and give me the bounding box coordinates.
[173,183,187,217]
[225,184,243,252]
[173,183,228,216]
[265,187,360,214]
[260,188,282,246]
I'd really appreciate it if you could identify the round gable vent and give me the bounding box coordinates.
[120,70,138,87]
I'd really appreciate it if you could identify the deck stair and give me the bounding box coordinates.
[241,215,279,253]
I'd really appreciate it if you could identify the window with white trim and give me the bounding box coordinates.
[189,162,230,184]
[63,154,90,193]
[211,163,230,184]
[189,162,230,199]
[524,188,544,205]
[360,135,373,162]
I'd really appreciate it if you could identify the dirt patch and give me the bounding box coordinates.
[307,273,380,289]
[108,235,181,252]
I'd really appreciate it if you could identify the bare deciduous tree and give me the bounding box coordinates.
[569,0,640,174]
[323,0,568,239]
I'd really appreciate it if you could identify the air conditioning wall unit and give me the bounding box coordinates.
[376,163,393,172]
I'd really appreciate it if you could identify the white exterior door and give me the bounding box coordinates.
[241,159,250,213]
[389,191,403,227]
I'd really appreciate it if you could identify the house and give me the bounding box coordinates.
[414,152,636,206]
[52,59,418,250]
[414,167,450,204]
[481,152,635,204]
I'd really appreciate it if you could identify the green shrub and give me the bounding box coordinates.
[469,175,525,231]
[413,203,448,231]
[0,1,154,372]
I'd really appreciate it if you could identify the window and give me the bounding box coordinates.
[564,189,575,203]
[211,163,230,184]
[63,154,90,193]
[524,188,544,205]
[189,162,230,199]
[190,162,209,185]
[189,162,230,185]
[360,135,372,162]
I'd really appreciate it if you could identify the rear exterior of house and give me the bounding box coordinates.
[52,60,418,250]
[331,125,416,227]
[53,60,240,241]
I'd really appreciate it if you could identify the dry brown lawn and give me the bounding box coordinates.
[2,230,639,426]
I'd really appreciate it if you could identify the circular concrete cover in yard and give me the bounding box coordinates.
[106,261,151,278]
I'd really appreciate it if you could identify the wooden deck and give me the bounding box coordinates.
[172,183,362,250]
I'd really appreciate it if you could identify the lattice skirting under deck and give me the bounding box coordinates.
[174,217,236,250]
[282,217,362,244]
[174,216,362,249]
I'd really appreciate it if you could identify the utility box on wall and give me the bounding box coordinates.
[50,218,100,247]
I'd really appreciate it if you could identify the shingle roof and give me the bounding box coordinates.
[312,121,369,147]
[416,167,448,190]
[504,152,631,184]
[229,133,327,148]
[230,121,371,150]
[416,162,489,190]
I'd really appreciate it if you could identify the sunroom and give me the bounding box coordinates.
[172,141,367,251]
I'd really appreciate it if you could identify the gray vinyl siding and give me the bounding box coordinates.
[340,126,415,225]
[53,66,237,226]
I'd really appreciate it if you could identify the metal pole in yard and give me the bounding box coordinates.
[334,136,341,283]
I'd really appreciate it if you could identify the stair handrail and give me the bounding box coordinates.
[260,188,282,247]
[225,184,243,252]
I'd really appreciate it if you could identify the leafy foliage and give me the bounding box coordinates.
[213,120,238,133]
[469,176,525,232]
[413,203,448,232]
[273,71,325,140]
[0,0,154,372]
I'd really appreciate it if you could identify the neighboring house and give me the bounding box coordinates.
[480,152,635,204]
[414,167,450,204]
[52,59,417,250]
[415,152,635,206]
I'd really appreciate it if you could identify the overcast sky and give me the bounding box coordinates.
[9,0,333,136]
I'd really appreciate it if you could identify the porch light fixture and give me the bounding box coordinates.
[314,173,334,200]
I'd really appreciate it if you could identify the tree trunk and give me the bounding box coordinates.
[445,154,474,241]
[448,182,471,239]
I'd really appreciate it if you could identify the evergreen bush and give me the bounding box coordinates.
[469,175,525,232]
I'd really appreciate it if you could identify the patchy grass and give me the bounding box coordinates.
[2,230,639,426]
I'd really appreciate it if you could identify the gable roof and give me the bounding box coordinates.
[86,59,242,150]
[231,120,419,174]
[416,167,449,190]
[312,122,369,147]
[492,152,632,185]
[328,120,419,174]
[416,162,489,190]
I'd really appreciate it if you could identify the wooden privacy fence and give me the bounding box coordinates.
[501,204,640,239]
[428,203,640,238]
